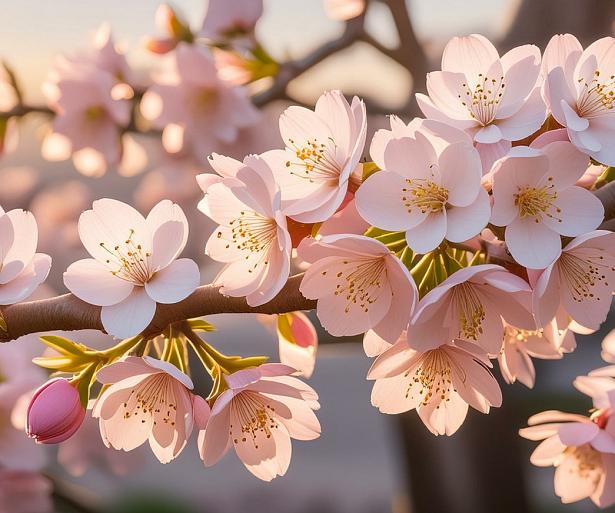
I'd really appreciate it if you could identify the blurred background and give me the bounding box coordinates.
[1,0,615,512]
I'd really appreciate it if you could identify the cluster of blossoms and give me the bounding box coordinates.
[2,10,615,507]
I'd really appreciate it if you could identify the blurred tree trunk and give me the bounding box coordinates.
[397,392,529,513]
[500,0,615,50]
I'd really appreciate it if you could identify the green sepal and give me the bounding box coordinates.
[39,335,89,357]
[361,162,380,181]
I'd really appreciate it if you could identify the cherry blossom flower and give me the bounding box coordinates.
[498,319,576,389]
[542,34,615,165]
[64,199,200,339]
[266,90,366,223]
[197,153,291,307]
[532,230,615,332]
[490,142,604,268]
[298,234,417,341]
[0,207,51,305]
[410,264,535,355]
[368,337,502,436]
[198,363,321,481]
[520,408,615,507]
[93,356,208,464]
[416,34,546,166]
[141,44,258,159]
[0,471,52,513]
[574,367,615,412]
[199,0,263,42]
[356,127,490,253]
[323,0,366,21]
[26,378,85,444]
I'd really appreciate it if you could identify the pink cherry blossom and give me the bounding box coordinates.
[356,127,490,253]
[64,199,200,339]
[93,356,208,464]
[199,0,263,42]
[298,234,418,341]
[266,90,366,223]
[0,471,52,513]
[198,363,320,481]
[532,230,615,332]
[410,264,535,355]
[275,312,318,378]
[26,378,85,444]
[574,367,615,411]
[490,142,604,268]
[197,153,291,307]
[323,0,366,21]
[542,34,615,165]
[498,319,576,389]
[416,34,546,165]
[0,207,51,305]
[368,337,502,435]
[141,44,258,159]
[520,408,615,507]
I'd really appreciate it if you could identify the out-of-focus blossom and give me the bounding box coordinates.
[0,167,39,208]
[298,234,417,341]
[213,48,278,86]
[276,312,318,378]
[416,34,546,167]
[199,0,263,43]
[43,68,130,176]
[0,207,51,305]
[197,153,291,306]
[93,356,207,464]
[356,129,489,254]
[574,367,615,411]
[58,413,145,477]
[26,378,85,444]
[145,4,194,55]
[490,143,603,268]
[64,199,200,339]
[542,34,615,165]
[0,470,52,513]
[410,264,534,355]
[198,363,320,481]
[602,330,615,363]
[0,117,19,156]
[141,44,258,159]
[369,337,502,435]
[498,320,576,388]
[520,408,615,507]
[323,0,366,21]
[0,64,20,158]
[30,180,90,251]
[532,230,615,332]
[266,90,366,223]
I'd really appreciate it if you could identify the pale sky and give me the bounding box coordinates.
[0,0,515,105]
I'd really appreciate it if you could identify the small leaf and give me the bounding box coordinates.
[32,355,90,372]
[39,335,88,356]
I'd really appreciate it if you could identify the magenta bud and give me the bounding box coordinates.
[26,378,85,444]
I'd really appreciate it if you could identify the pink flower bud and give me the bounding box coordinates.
[26,378,85,444]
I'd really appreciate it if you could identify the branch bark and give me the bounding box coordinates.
[0,274,314,343]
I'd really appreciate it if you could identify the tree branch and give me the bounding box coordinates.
[0,274,314,343]
[596,181,615,225]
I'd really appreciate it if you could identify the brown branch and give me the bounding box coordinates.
[0,274,314,343]
[596,181,615,225]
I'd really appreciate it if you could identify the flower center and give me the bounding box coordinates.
[576,69,615,118]
[559,251,615,303]
[590,408,612,430]
[504,326,544,345]
[99,229,152,285]
[324,257,387,314]
[514,180,559,221]
[402,178,449,214]
[189,88,219,114]
[84,105,106,121]
[218,211,277,272]
[285,137,341,184]
[405,349,459,406]
[458,74,505,125]
[451,283,486,341]
[231,391,278,449]
[564,444,603,482]
[122,374,178,427]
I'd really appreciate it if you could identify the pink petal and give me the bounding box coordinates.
[64,258,133,307]
[474,124,503,144]
[0,253,51,305]
[544,186,603,236]
[101,288,157,339]
[445,188,490,243]
[438,142,482,207]
[405,211,447,254]
[505,217,561,269]
[530,435,566,466]
[498,44,541,117]
[441,34,500,85]
[558,421,599,446]
[495,87,546,141]
[145,258,199,304]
